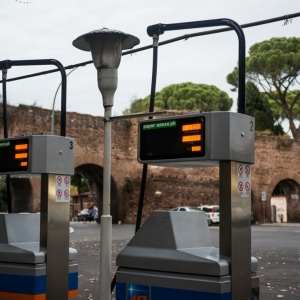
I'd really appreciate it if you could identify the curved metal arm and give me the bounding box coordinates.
[147,18,246,114]
[0,59,67,136]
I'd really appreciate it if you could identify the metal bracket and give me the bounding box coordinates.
[0,60,12,70]
[2,69,7,80]
[100,110,167,122]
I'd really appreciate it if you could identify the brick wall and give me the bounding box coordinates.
[1,104,299,223]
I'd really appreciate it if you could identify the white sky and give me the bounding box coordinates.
[1,0,300,129]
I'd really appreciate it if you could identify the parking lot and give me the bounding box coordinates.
[70,222,300,299]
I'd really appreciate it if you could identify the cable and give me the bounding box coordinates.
[0,12,299,84]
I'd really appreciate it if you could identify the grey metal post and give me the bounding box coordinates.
[219,161,251,299]
[263,201,265,224]
[72,29,140,300]
[98,67,118,300]
[40,174,70,300]
[100,106,113,300]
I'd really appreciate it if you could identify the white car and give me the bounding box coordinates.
[171,206,202,212]
[171,207,213,226]
[198,205,220,226]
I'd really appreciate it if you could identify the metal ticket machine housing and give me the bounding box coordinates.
[0,135,77,300]
[116,111,259,300]
[0,59,77,300]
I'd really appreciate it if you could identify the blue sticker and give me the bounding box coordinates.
[127,283,149,300]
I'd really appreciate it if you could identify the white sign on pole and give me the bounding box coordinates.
[261,191,266,201]
[237,163,251,198]
[56,175,70,202]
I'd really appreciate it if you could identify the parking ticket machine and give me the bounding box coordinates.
[0,135,78,300]
[116,112,259,300]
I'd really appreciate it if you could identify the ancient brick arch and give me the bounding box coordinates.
[75,155,121,223]
[10,178,33,212]
[267,173,300,222]
[2,105,300,224]
[268,173,300,197]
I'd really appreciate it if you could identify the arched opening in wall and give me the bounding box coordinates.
[271,179,300,223]
[10,177,34,212]
[72,164,119,223]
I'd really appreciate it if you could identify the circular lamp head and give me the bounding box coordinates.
[73,28,140,69]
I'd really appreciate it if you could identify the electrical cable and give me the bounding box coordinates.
[0,13,299,84]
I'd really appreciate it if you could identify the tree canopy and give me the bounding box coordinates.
[245,82,284,135]
[71,169,95,210]
[123,82,233,114]
[227,37,300,138]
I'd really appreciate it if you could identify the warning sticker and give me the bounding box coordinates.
[237,163,251,198]
[56,175,71,202]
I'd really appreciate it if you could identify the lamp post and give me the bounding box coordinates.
[73,28,139,300]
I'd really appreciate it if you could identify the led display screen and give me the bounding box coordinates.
[0,139,29,172]
[139,116,205,161]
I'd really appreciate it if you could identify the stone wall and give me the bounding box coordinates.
[1,104,300,223]
[123,121,300,224]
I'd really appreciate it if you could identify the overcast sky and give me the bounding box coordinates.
[1,0,300,128]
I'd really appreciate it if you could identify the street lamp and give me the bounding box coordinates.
[73,28,139,300]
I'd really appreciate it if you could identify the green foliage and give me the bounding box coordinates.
[267,90,300,120]
[54,111,61,124]
[247,37,300,82]
[245,82,284,135]
[31,100,37,107]
[227,37,300,138]
[0,178,7,212]
[227,67,238,92]
[71,170,92,194]
[124,82,233,114]
[123,177,133,194]
[124,98,149,114]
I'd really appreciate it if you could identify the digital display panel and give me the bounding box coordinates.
[192,146,201,152]
[0,139,29,172]
[182,124,201,131]
[139,116,205,161]
[182,135,201,142]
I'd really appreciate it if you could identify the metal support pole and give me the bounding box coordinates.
[219,161,251,299]
[100,107,112,300]
[40,174,69,300]
[263,201,265,224]
[135,33,159,233]
[1,69,11,213]
[147,19,246,114]
[2,69,8,139]
[0,59,67,136]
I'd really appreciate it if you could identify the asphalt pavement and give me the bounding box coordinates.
[69,222,300,299]
[69,222,134,299]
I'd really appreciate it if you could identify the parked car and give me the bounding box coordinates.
[171,206,202,212]
[94,211,99,223]
[198,205,220,226]
[77,209,97,222]
[171,206,212,226]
